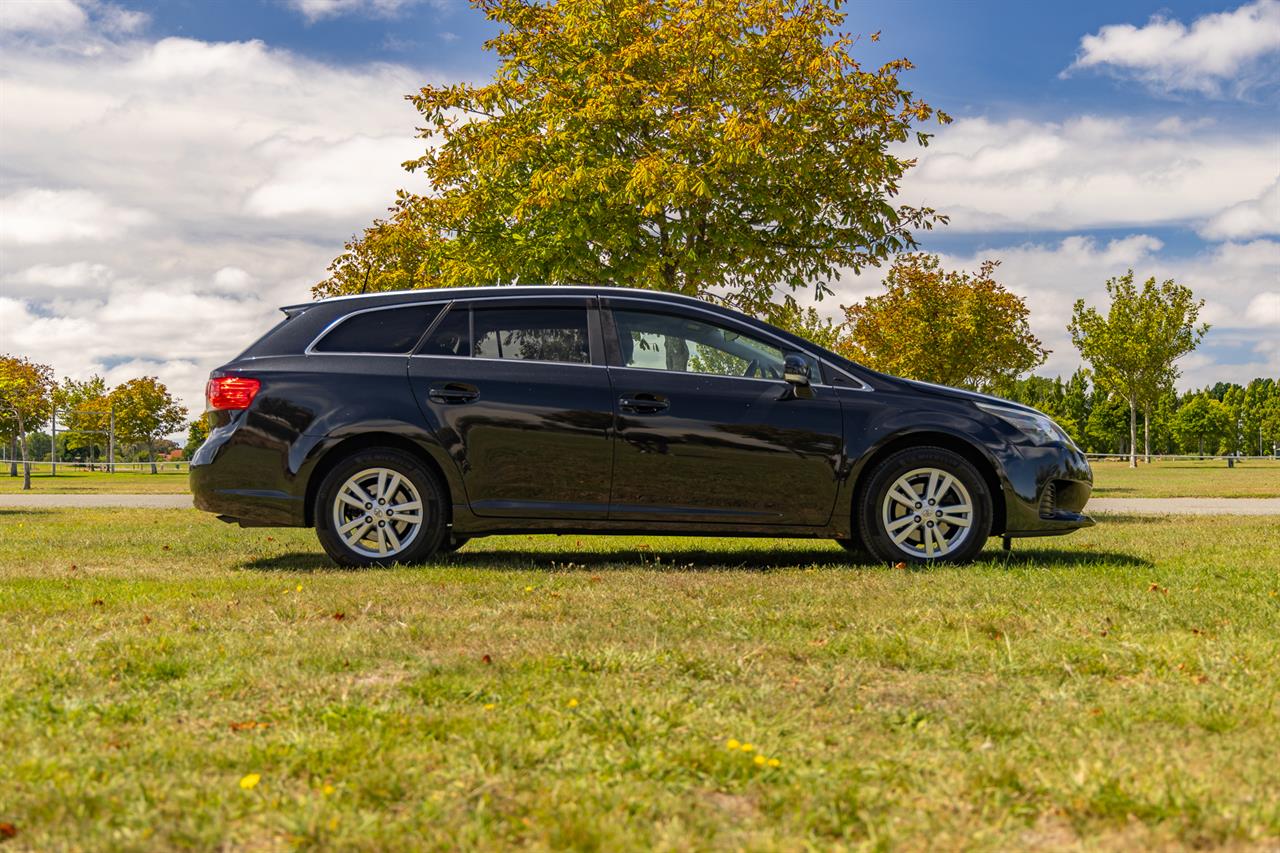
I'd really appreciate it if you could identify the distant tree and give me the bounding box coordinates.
[1260,393,1280,456]
[1173,393,1230,457]
[765,296,845,351]
[1086,392,1131,455]
[110,378,188,474]
[54,375,111,468]
[184,417,210,460]
[0,354,55,490]
[1061,369,1093,447]
[314,0,949,319]
[839,254,1047,392]
[1069,271,1207,467]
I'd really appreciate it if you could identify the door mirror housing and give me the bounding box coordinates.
[783,353,815,399]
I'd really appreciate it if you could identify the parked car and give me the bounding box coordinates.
[191,286,1093,566]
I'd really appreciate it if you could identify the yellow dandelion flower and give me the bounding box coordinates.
[767,758,781,768]
[327,817,340,831]
[239,773,260,790]
[322,783,335,796]
[740,743,754,753]
[567,698,579,708]
[753,754,766,766]
[725,738,740,750]
[295,584,303,592]
[524,585,534,592]
[484,703,496,711]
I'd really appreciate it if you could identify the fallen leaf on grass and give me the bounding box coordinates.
[332,612,345,621]
[162,545,171,551]
[92,599,104,607]
[894,562,907,570]
[0,822,16,840]
[481,654,492,665]
[229,721,271,732]
[141,615,151,625]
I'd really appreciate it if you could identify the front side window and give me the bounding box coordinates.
[613,308,810,380]
[313,304,442,354]
[473,306,590,365]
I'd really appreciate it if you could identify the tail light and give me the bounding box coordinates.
[206,376,261,411]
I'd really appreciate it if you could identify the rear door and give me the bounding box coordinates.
[603,298,844,526]
[407,296,615,519]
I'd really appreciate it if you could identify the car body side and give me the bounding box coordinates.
[191,287,1093,541]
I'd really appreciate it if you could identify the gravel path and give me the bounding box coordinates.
[1087,498,1280,516]
[1,494,1277,515]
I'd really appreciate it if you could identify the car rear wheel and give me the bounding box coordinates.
[315,449,447,567]
[857,446,991,564]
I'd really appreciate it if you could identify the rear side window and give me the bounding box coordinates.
[312,305,442,354]
[473,306,590,364]
[418,306,471,357]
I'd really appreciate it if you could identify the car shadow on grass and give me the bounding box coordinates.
[237,543,1151,573]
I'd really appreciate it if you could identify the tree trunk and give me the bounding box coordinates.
[148,439,157,475]
[8,437,15,477]
[1128,399,1137,468]
[18,412,30,491]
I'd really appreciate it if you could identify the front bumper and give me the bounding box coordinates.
[1000,443,1095,538]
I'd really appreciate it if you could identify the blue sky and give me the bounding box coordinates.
[1,0,1277,415]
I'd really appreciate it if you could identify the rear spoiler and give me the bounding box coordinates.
[280,304,315,318]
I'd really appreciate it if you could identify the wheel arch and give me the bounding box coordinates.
[303,432,454,528]
[851,430,1007,536]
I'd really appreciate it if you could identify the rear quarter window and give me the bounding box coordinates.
[312,305,443,354]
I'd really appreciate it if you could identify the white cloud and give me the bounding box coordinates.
[1200,177,1280,239]
[0,188,153,245]
[245,135,422,218]
[0,21,443,420]
[828,236,1280,389]
[902,115,1279,236]
[1245,291,1280,326]
[286,0,436,23]
[0,0,86,33]
[0,0,146,36]
[1066,0,1280,96]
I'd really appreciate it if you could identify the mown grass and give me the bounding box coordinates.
[1,508,1278,850]
[1091,458,1280,498]
[5,458,1277,499]
[0,469,189,494]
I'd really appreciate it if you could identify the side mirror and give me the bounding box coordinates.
[782,353,815,399]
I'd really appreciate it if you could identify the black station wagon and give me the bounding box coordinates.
[191,286,1094,566]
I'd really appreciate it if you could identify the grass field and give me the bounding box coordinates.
[1090,459,1280,499]
[4,458,1278,500]
[0,469,190,494]
[2,508,1277,849]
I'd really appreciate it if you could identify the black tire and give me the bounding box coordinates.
[314,448,448,567]
[856,446,992,565]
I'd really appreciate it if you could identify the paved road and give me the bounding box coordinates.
[1,494,1278,515]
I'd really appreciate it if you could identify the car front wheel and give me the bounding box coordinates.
[315,449,447,567]
[857,446,992,564]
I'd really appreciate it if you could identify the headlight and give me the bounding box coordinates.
[976,403,1072,447]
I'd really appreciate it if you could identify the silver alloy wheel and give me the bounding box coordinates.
[880,466,974,559]
[330,467,424,559]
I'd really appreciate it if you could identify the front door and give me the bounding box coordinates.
[408,297,615,519]
[603,300,844,526]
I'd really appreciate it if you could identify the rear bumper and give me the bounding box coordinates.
[189,417,307,527]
